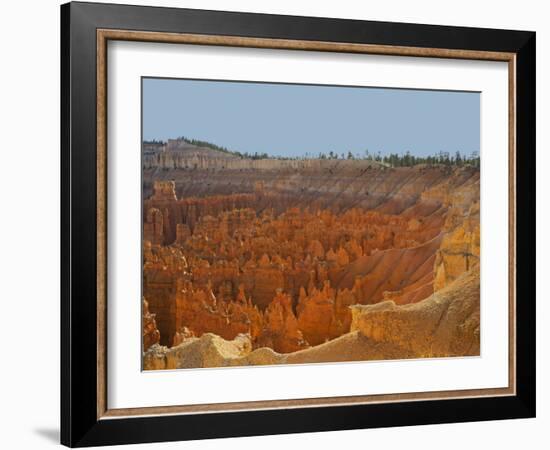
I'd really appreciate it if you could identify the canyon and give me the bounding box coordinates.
[141,143,480,369]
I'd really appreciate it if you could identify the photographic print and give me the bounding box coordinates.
[62,7,535,444]
[141,78,481,370]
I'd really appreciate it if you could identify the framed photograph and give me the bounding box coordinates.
[61,2,536,447]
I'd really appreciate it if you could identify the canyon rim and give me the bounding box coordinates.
[141,78,481,370]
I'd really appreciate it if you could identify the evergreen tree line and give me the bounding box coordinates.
[282,149,479,167]
[143,138,479,167]
[178,138,270,160]
[176,136,241,156]
[358,149,480,168]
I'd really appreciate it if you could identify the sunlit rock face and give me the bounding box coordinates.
[256,290,308,353]
[434,203,480,291]
[142,151,480,366]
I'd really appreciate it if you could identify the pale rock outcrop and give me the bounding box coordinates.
[350,266,480,357]
[142,330,414,370]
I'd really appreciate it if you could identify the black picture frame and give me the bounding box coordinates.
[61,1,536,447]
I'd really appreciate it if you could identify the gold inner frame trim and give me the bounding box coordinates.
[96,28,517,420]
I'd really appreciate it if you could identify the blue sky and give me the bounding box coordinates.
[143,77,479,158]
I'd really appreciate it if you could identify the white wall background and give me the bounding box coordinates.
[0,1,546,449]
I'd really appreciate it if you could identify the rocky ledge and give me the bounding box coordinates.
[143,265,479,370]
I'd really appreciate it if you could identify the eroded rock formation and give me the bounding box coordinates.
[142,148,480,367]
[142,298,160,351]
[143,265,479,369]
